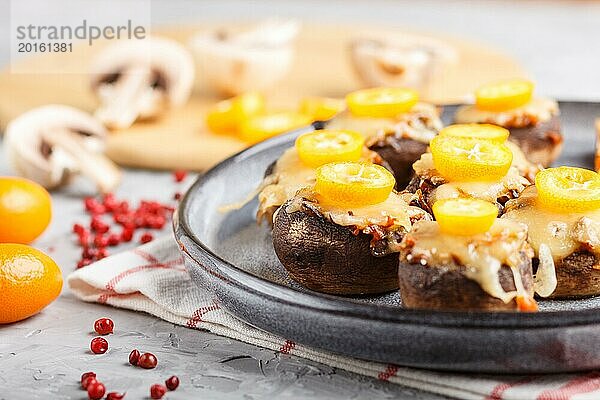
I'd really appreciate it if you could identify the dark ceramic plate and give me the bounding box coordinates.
[174,102,600,373]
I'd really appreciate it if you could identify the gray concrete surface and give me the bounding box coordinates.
[1,1,599,399]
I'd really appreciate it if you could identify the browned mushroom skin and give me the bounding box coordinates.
[398,251,534,311]
[272,199,402,295]
[507,115,562,167]
[540,251,600,298]
[368,137,429,190]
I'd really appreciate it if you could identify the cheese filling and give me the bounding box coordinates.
[412,153,530,204]
[502,186,600,262]
[282,188,430,256]
[401,219,532,303]
[256,146,383,222]
[455,97,559,129]
[327,102,443,145]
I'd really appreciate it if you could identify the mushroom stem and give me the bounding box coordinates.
[40,129,121,194]
[95,66,158,129]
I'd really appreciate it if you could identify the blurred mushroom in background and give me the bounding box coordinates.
[350,34,458,95]
[5,105,121,194]
[189,19,300,96]
[90,37,195,129]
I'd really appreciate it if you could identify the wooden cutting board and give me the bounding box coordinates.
[0,23,527,171]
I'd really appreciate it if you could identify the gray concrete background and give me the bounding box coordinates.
[1,1,599,399]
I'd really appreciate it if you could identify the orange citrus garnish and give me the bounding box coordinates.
[439,123,510,144]
[0,243,62,324]
[430,136,513,182]
[315,162,395,207]
[299,97,345,121]
[346,87,419,118]
[535,167,600,213]
[516,295,539,312]
[0,177,52,244]
[239,111,312,144]
[432,198,498,236]
[206,92,266,134]
[475,79,534,112]
[295,130,364,167]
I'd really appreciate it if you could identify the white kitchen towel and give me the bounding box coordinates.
[67,236,600,400]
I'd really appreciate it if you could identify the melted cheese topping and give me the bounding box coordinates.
[455,97,559,128]
[412,153,530,204]
[401,219,531,302]
[279,188,430,256]
[257,147,383,222]
[257,148,315,219]
[505,141,539,181]
[327,102,442,144]
[502,186,600,261]
[294,188,428,231]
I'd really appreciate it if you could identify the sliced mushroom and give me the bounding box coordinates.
[90,37,195,129]
[5,105,121,193]
[189,19,300,96]
[349,35,458,93]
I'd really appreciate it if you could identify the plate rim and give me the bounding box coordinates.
[175,101,600,330]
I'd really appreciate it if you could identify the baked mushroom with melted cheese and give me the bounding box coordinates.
[398,198,546,311]
[502,167,600,298]
[406,131,531,215]
[454,79,562,167]
[257,129,387,224]
[272,161,430,295]
[326,87,443,189]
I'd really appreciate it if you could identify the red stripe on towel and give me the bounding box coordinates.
[186,303,221,328]
[537,372,600,400]
[485,377,537,400]
[279,340,296,354]
[133,248,161,264]
[105,258,182,291]
[97,292,139,304]
[378,364,399,381]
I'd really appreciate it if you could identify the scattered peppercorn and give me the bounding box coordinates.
[94,318,114,335]
[129,349,140,366]
[173,170,187,183]
[138,352,158,369]
[73,193,177,268]
[150,384,167,399]
[87,381,106,400]
[106,392,126,400]
[90,337,109,354]
[165,375,180,391]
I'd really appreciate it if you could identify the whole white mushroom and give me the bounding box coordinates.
[5,104,121,193]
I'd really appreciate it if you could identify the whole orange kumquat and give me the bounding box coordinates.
[0,243,63,324]
[0,177,52,244]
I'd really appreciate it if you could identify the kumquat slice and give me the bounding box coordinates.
[432,198,498,236]
[535,166,600,213]
[346,87,419,118]
[439,123,509,144]
[295,130,364,168]
[315,162,395,207]
[475,79,534,112]
[430,136,513,182]
[239,111,312,144]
